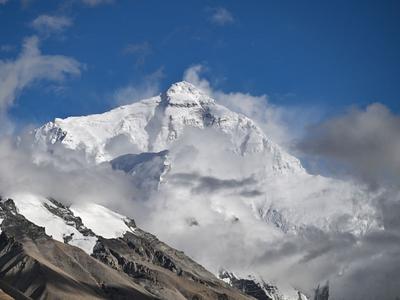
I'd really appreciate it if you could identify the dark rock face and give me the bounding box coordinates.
[218,271,312,300]
[91,230,247,299]
[219,271,275,300]
[0,198,252,300]
[93,241,156,281]
[0,199,154,299]
[44,197,96,237]
[0,199,48,240]
[314,284,329,300]
[229,279,272,300]
[45,126,67,144]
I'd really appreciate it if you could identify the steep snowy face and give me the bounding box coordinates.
[33,81,304,174]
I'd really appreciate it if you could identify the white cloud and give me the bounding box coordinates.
[113,67,164,106]
[31,15,73,36]
[0,0,8,5]
[210,7,234,26]
[183,64,213,93]
[81,0,113,6]
[0,135,138,218]
[0,36,81,132]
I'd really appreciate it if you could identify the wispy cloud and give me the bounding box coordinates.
[0,0,8,5]
[112,67,164,106]
[209,7,234,26]
[0,36,82,133]
[31,15,73,36]
[81,0,114,7]
[123,41,152,65]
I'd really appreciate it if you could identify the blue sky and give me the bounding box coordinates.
[1,0,400,129]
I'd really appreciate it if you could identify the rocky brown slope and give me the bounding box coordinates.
[0,198,252,300]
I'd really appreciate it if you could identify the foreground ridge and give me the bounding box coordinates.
[0,198,252,300]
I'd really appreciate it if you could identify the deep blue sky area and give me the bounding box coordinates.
[1,0,400,127]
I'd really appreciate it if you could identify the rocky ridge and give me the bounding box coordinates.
[0,197,252,300]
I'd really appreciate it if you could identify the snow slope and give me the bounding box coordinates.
[5,192,135,254]
[70,202,133,238]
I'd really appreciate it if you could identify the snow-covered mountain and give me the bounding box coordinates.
[34,81,304,174]
[1,81,382,299]
[33,81,378,235]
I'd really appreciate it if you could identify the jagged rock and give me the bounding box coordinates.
[90,229,255,299]
[124,217,137,230]
[44,197,96,237]
[220,271,276,300]
[91,233,247,300]
[0,199,153,299]
[314,284,329,300]
[219,270,309,300]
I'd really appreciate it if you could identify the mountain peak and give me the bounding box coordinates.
[163,81,214,106]
[167,81,203,94]
[33,79,305,174]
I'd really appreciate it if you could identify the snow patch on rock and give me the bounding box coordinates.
[9,192,97,254]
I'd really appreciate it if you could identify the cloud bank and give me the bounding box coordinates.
[296,102,400,299]
[299,103,400,188]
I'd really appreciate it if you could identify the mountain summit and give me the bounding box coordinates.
[34,81,304,173]
[162,81,215,106]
